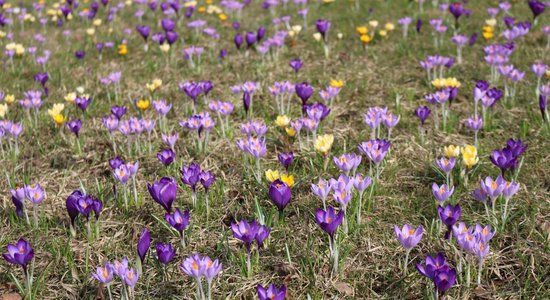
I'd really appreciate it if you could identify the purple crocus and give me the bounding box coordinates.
[277,152,294,171]
[180,163,201,206]
[295,82,313,106]
[231,219,259,253]
[156,242,176,265]
[157,149,175,166]
[147,177,177,212]
[316,19,331,40]
[3,238,34,269]
[315,206,344,242]
[394,224,424,249]
[432,183,454,204]
[33,72,49,96]
[415,106,431,125]
[438,204,461,239]
[165,208,190,246]
[268,179,291,213]
[528,0,545,19]
[289,58,302,73]
[91,263,114,285]
[66,119,82,137]
[111,105,127,119]
[257,284,286,300]
[137,228,151,264]
[416,253,456,296]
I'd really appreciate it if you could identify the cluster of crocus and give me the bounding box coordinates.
[3,238,34,298]
[394,224,424,274]
[183,46,205,69]
[0,120,23,156]
[420,55,454,82]
[179,112,216,153]
[363,106,400,140]
[358,139,391,181]
[102,106,156,155]
[20,90,43,124]
[269,81,295,115]
[10,183,45,227]
[231,219,271,277]
[471,174,520,225]
[416,253,457,298]
[110,157,139,209]
[473,80,503,133]
[318,82,342,110]
[178,81,214,114]
[424,83,458,131]
[180,163,216,213]
[490,138,527,176]
[484,43,514,83]
[236,122,268,182]
[65,189,103,238]
[452,222,495,286]
[181,253,222,300]
[91,257,139,300]
[230,81,260,116]
[429,19,448,49]
[208,100,234,137]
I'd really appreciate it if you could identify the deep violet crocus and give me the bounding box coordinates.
[316,206,344,273]
[3,238,34,292]
[416,253,456,296]
[528,0,545,20]
[156,242,176,265]
[289,58,302,73]
[231,219,259,276]
[277,152,294,171]
[165,208,190,247]
[147,177,177,212]
[268,179,291,214]
[157,149,175,166]
[180,163,201,207]
[438,204,461,240]
[137,228,151,266]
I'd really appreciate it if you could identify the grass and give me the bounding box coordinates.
[1,0,550,299]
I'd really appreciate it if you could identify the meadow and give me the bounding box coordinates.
[0,0,549,299]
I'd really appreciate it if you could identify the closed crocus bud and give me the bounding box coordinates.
[137,228,151,264]
[234,33,243,50]
[245,31,257,47]
[156,242,176,265]
[165,31,178,45]
[268,179,291,212]
[243,91,251,114]
[66,190,84,226]
[161,18,175,32]
[257,26,266,41]
[136,25,150,41]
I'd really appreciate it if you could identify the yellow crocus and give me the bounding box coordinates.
[369,20,379,28]
[218,13,227,21]
[360,34,373,44]
[356,26,368,35]
[444,145,461,158]
[315,134,334,155]
[136,99,150,111]
[160,43,170,52]
[65,92,77,103]
[330,79,344,88]
[51,113,66,125]
[379,30,387,37]
[461,145,477,158]
[275,115,290,128]
[313,32,322,42]
[385,22,395,31]
[285,127,296,137]
[265,169,280,182]
[281,174,295,187]
[118,44,128,56]
[5,94,15,104]
[0,103,8,118]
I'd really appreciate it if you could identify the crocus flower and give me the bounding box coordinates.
[269,179,291,212]
[490,148,515,174]
[25,183,45,205]
[255,225,271,249]
[157,149,175,166]
[10,187,26,217]
[438,204,461,239]
[181,254,206,280]
[257,284,286,300]
[435,157,455,176]
[394,224,424,249]
[156,242,176,265]
[166,208,190,244]
[415,106,431,125]
[480,175,505,200]
[528,0,545,19]
[91,263,114,285]
[295,82,313,106]
[66,119,82,137]
[231,220,259,252]
[3,238,34,269]
[289,58,302,73]
[315,207,344,241]
[137,228,151,264]
[147,177,177,212]
[431,183,454,204]
[111,105,127,119]
[316,19,331,40]
[277,152,294,171]
[123,268,139,287]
